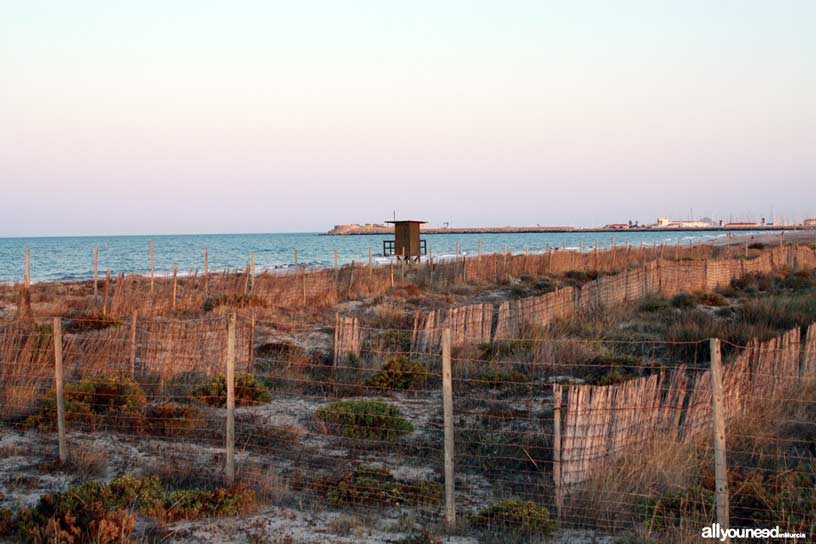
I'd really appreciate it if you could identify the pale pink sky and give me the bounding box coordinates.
[1,1,814,236]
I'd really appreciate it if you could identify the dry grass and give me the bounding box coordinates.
[238,464,290,504]
[65,445,108,479]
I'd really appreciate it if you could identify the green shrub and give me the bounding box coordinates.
[735,294,816,332]
[191,373,272,407]
[476,368,529,387]
[638,296,670,313]
[467,500,557,534]
[694,291,727,306]
[144,402,205,437]
[534,279,555,293]
[731,272,776,293]
[149,484,257,522]
[366,357,431,390]
[315,400,414,440]
[563,270,598,286]
[26,377,146,433]
[780,270,816,291]
[510,285,528,298]
[642,484,715,533]
[327,466,442,507]
[0,476,258,541]
[670,293,695,309]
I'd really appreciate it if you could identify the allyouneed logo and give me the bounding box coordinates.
[702,523,806,541]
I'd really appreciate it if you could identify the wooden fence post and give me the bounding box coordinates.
[710,338,730,532]
[250,254,255,292]
[334,249,340,298]
[204,248,209,292]
[429,244,433,287]
[25,248,30,289]
[553,385,563,522]
[477,240,482,261]
[149,240,154,294]
[225,313,236,486]
[348,261,355,295]
[103,271,111,314]
[53,317,67,463]
[302,265,307,306]
[248,311,256,374]
[93,246,99,303]
[442,327,456,528]
[129,311,138,379]
[172,265,178,312]
[456,241,460,257]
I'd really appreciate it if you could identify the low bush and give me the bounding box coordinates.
[366,357,431,390]
[476,367,529,387]
[730,272,776,293]
[149,484,257,522]
[315,400,414,441]
[467,500,557,534]
[191,373,272,407]
[25,377,146,433]
[63,312,124,334]
[638,296,670,313]
[670,293,695,309]
[780,269,816,291]
[143,402,205,437]
[562,270,599,286]
[0,476,258,542]
[203,294,265,312]
[693,291,727,306]
[327,466,442,507]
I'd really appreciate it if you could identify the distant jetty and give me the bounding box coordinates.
[324,224,807,236]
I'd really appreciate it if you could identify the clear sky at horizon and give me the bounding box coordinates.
[1,1,813,236]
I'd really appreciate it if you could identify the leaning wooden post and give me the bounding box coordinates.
[25,248,31,289]
[455,241,461,256]
[477,240,482,261]
[428,244,433,287]
[129,310,138,379]
[710,338,730,532]
[172,265,178,312]
[93,246,99,303]
[442,327,456,528]
[302,264,307,306]
[250,254,255,292]
[53,317,67,463]
[225,313,236,486]
[102,271,111,314]
[553,385,563,522]
[204,247,209,292]
[149,240,155,294]
[247,311,256,374]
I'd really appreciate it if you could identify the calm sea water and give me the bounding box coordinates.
[0,230,773,284]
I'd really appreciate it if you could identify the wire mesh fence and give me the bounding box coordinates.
[0,240,815,541]
[1,312,814,541]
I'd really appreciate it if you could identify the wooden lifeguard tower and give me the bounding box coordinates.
[383,220,427,262]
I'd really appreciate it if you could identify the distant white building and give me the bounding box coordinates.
[656,217,710,229]
[805,218,816,228]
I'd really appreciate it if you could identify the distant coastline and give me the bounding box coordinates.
[324,224,810,236]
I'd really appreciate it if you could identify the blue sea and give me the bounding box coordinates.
[0,230,775,284]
